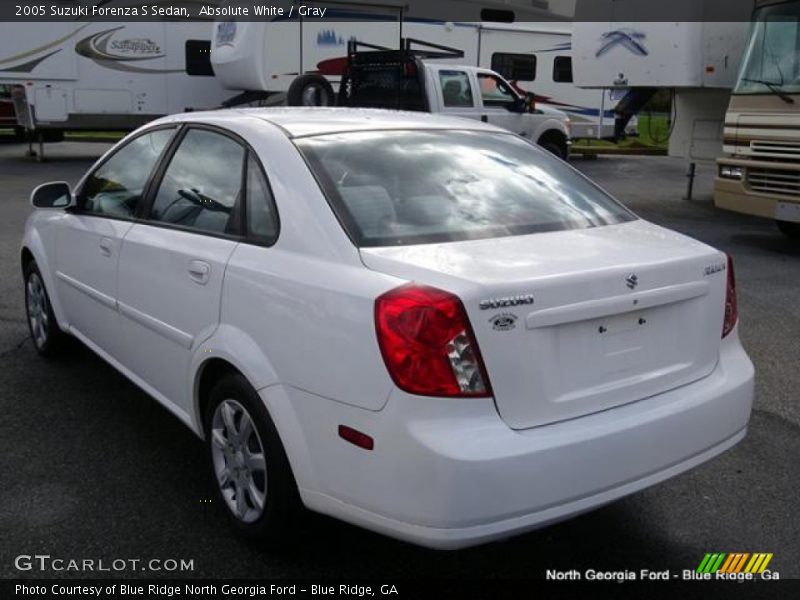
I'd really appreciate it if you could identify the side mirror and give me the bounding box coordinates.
[31,182,73,209]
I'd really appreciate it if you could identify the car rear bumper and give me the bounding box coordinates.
[266,330,754,549]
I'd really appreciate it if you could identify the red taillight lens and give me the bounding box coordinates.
[375,284,491,397]
[722,254,738,338]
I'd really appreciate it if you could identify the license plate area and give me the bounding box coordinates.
[776,202,800,223]
[598,312,650,372]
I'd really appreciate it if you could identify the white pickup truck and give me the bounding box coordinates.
[294,41,572,159]
[420,63,571,159]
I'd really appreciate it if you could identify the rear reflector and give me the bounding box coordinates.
[338,425,374,450]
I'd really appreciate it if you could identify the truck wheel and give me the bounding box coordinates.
[287,74,335,107]
[776,220,800,239]
[537,134,568,160]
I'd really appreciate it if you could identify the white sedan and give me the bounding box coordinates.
[21,108,754,549]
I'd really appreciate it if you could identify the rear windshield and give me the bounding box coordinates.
[295,130,635,247]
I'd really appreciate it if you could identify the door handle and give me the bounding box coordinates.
[480,115,488,123]
[99,237,113,257]
[188,260,211,285]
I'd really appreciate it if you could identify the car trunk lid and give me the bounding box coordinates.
[360,220,728,429]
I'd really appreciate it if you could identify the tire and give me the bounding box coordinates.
[24,260,68,357]
[286,74,335,107]
[538,136,568,160]
[776,220,800,239]
[204,373,300,544]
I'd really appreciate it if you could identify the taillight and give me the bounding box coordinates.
[722,254,738,338]
[375,284,491,397]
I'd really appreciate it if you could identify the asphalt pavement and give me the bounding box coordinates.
[0,141,797,584]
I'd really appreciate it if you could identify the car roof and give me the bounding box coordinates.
[154,107,508,139]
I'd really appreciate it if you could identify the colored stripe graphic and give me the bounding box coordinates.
[698,553,774,574]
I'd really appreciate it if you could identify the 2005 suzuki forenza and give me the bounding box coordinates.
[22,108,754,549]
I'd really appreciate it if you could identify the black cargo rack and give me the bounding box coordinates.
[337,38,465,111]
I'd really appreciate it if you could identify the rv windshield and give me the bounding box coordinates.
[735,0,800,96]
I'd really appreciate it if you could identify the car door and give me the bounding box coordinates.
[475,71,529,137]
[115,126,245,413]
[55,127,176,358]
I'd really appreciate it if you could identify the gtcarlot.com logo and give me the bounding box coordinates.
[14,554,194,572]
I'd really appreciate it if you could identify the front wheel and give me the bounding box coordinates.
[24,261,67,356]
[205,374,299,544]
[776,220,800,239]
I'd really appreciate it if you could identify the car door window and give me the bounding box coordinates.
[149,129,245,235]
[478,73,517,109]
[245,154,279,243]
[78,128,174,218]
[439,70,474,108]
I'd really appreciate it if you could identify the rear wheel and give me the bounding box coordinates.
[24,261,67,357]
[204,373,299,543]
[776,220,800,239]
[287,74,335,107]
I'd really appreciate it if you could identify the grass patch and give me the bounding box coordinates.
[573,114,671,153]
[65,131,126,142]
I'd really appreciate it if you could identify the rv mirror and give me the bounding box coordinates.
[31,182,73,209]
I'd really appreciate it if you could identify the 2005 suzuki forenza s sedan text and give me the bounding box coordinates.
[21,108,754,549]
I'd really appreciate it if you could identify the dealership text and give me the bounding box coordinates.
[16,584,399,596]
[546,569,780,581]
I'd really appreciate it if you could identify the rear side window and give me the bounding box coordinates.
[79,128,174,217]
[553,56,573,83]
[439,70,474,108]
[148,129,245,235]
[296,130,634,247]
[245,154,279,243]
[491,53,536,82]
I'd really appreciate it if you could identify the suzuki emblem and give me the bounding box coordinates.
[625,274,639,290]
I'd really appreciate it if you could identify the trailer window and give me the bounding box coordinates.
[439,71,474,108]
[186,40,214,77]
[553,56,573,83]
[491,53,536,82]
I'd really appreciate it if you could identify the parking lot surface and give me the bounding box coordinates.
[0,141,797,581]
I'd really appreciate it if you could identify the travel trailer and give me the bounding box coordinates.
[713,0,800,238]
[210,3,625,138]
[0,17,233,136]
[572,0,754,159]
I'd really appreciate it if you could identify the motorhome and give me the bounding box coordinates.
[210,2,625,138]
[714,0,800,238]
[0,14,233,136]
